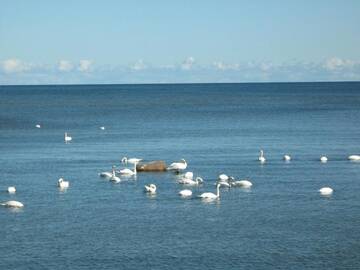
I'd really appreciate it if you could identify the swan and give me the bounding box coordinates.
[64,132,72,143]
[144,184,156,194]
[121,157,142,165]
[7,186,16,194]
[100,126,105,130]
[35,124,41,128]
[184,171,194,179]
[218,174,229,181]
[99,171,113,178]
[230,179,253,188]
[58,178,69,189]
[167,159,187,172]
[99,165,117,178]
[109,173,121,183]
[199,184,221,200]
[319,187,333,195]
[1,200,24,208]
[118,162,137,175]
[348,155,360,161]
[283,154,291,161]
[217,180,231,188]
[259,150,266,163]
[320,156,328,163]
[178,177,203,186]
[179,189,192,197]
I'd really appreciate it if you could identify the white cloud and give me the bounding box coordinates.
[260,62,273,72]
[78,60,93,72]
[58,60,73,72]
[323,57,355,71]
[181,57,195,70]
[1,59,31,73]
[213,61,240,70]
[131,59,147,71]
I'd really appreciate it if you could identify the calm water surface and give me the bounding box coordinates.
[1,82,360,269]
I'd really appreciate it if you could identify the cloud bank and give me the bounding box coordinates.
[1,57,359,85]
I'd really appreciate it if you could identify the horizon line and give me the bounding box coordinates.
[1,80,360,87]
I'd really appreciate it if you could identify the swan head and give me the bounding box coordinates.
[121,157,127,164]
[195,177,204,184]
[58,178,64,183]
[181,159,186,164]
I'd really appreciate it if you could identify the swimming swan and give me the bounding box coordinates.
[183,171,194,179]
[167,159,187,172]
[144,184,156,194]
[121,157,142,165]
[283,154,291,161]
[348,155,360,161]
[259,150,266,163]
[64,132,72,143]
[1,200,24,208]
[199,184,221,200]
[218,174,230,181]
[109,167,121,183]
[58,178,69,189]
[320,156,328,163]
[7,186,16,194]
[99,165,116,178]
[230,179,253,188]
[35,124,41,128]
[178,177,203,186]
[179,189,192,197]
[319,187,333,195]
[118,162,137,175]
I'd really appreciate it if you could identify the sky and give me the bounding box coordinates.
[1,0,360,84]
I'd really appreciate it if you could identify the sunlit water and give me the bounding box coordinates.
[1,82,360,269]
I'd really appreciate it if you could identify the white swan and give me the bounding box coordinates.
[121,157,142,165]
[217,180,231,188]
[218,174,229,181]
[99,165,116,178]
[320,156,328,163]
[283,154,291,161]
[144,184,156,194]
[199,184,221,200]
[118,162,137,175]
[183,171,194,179]
[35,124,41,128]
[64,132,72,143]
[99,171,113,178]
[230,179,253,188]
[1,200,24,208]
[348,155,360,161]
[58,178,70,189]
[259,150,266,163]
[178,177,203,186]
[179,189,192,197]
[108,166,121,182]
[100,126,105,130]
[7,186,16,194]
[319,187,333,195]
[167,159,187,172]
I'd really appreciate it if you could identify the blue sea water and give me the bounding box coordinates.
[0,82,360,270]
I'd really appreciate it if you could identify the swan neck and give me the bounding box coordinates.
[134,163,137,174]
[217,185,220,197]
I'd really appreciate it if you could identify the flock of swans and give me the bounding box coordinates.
[2,124,360,208]
[94,149,360,202]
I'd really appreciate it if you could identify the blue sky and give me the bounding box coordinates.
[1,0,360,84]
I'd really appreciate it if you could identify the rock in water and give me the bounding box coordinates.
[137,161,167,172]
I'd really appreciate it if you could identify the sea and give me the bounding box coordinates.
[0,82,360,270]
